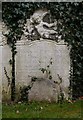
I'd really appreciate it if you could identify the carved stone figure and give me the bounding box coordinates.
[22,18,40,41]
[22,9,58,41]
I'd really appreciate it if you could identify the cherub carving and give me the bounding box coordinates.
[22,9,58,41]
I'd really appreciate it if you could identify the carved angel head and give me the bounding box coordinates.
[30,9,51,24]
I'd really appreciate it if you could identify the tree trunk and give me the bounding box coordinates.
[11,42,16,101]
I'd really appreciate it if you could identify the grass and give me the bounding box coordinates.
[0,111,2,119]
[2,100,82,119]
[0,102,2,119]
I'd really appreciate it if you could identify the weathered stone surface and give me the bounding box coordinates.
[0,22,2,103]
[28,78,61,102]
[1,39,70,101]
[0,46,2,102]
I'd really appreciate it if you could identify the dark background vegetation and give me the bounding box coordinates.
[2,2,83,100]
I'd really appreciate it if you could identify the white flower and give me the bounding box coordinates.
[40,106,43,110]
[16,110,20,114]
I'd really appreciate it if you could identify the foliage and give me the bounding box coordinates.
[4,67,11,87]
[39,58,53,79]
[49,2,83,99]
[20,86,30,102]
[20,77,38,102]
[2,2,83,99]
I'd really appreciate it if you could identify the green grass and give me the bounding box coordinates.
[2,100,82,119]
[0,103,2,119]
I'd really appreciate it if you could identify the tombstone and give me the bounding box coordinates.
[2,9,71,102]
